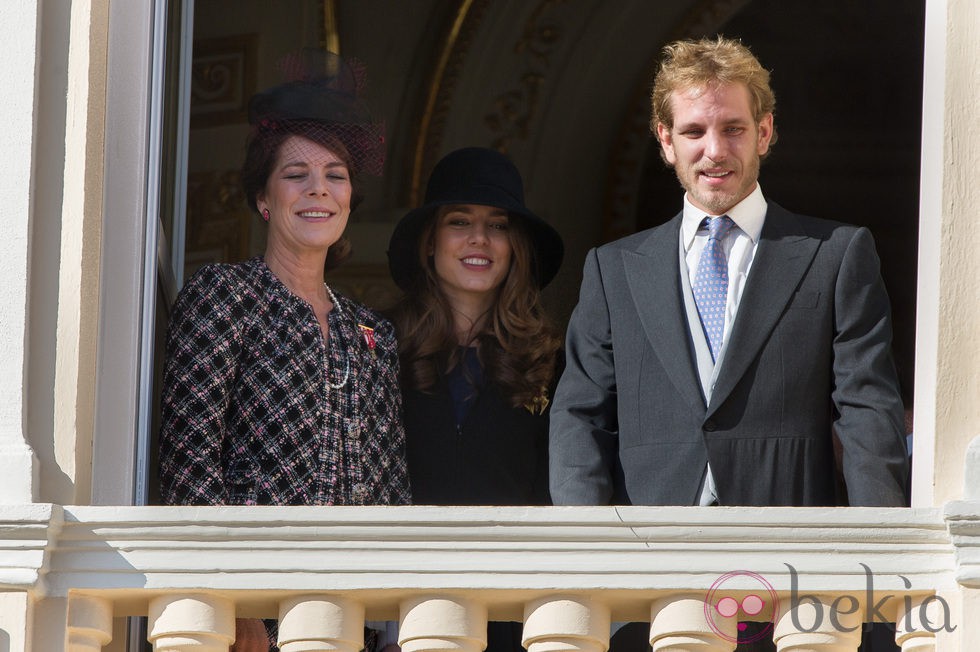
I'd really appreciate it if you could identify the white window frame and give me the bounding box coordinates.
[91,0,192,506]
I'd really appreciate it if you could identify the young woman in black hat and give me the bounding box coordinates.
[158,52,411,650]
[387,147,563,652]
[387,146,564,507]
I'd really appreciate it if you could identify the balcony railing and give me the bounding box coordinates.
[4,503,980,651]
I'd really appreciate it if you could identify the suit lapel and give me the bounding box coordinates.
[708,202,820,413]
[623,215,706,413]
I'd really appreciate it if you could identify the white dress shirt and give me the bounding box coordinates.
[679,184,768,504]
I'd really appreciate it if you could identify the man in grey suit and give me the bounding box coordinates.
[550,36,909,510]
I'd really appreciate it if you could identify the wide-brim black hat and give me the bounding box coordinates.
[388,147,564,291]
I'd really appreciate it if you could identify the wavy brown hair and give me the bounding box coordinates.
[390,210,562,408]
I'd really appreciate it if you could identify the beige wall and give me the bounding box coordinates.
[912,0,980,507]
[26,0,108,506]
[0,0,40,505]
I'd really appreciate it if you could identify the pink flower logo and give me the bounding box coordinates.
[704,571,780,644]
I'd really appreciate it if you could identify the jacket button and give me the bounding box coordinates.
[703,419,717,432]
[352,483,369,502]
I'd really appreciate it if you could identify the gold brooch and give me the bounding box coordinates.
[524,389,550,415]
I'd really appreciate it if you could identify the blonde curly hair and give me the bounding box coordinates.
[651,36,779,158]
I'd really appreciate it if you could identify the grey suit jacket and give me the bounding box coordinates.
[549,202,909,507]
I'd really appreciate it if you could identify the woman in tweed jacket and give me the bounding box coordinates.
[159,56,410,652]
[159,256,410,507]
[159,56,411,510]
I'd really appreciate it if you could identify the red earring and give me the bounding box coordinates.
[262,209,270,222]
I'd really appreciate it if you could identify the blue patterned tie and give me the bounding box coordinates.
[693,216,735,362]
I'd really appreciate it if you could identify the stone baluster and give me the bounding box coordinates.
[649,595,736,652]
[894,595,937,652]
[399,596,487,652]
[522,596,610,652]
[148,594,235,651]
[67,595,113,652]
[773,595,862,651]
[277,595,365,652]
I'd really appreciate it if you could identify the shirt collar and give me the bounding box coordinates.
[681,184,767,252]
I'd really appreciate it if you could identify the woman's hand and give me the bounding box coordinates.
[231,617,271,652]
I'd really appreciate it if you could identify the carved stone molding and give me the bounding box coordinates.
[184,170,253,277]
[412,0,575,203]
[411,0,492,205]
[484,0,571,154]
[0,504,60,593]
[189,34,258,129]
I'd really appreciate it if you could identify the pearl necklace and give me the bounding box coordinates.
[324,285,350,390]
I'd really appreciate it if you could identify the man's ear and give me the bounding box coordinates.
[756,112,774,156]
[656,122,677,165]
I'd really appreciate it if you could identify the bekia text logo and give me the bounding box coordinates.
[704,564,956,644]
